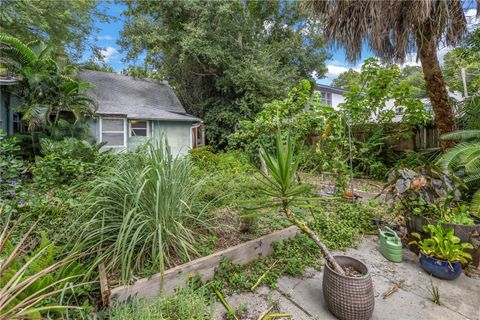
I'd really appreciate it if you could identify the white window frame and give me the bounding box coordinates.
[128,119,150,138]
[321,91,332,106]
[99,117,127,147]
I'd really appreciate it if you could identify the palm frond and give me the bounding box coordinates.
[441,130,480,141]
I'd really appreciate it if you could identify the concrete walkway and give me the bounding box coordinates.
[215,236,480,320]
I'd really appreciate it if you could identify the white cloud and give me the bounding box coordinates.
[100,47,119,62]
[97,35,114,41]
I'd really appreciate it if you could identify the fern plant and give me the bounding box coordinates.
[0,208,88,319]
[439,130,480,216]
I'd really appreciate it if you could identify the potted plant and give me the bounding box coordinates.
[243,132,374,320]
[384,166,480,266]
[409,223,473,280]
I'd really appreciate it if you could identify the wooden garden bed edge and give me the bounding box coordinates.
[109,225,300,302]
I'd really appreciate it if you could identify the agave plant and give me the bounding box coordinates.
[0,208,87,319]
[439,129,480,215]
[242,131,345,275]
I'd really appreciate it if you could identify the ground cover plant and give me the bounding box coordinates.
[104,286,213,320]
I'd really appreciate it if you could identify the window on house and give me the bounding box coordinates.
[101,118,125,146]
[129,120,148,137]
[321,91,332,106]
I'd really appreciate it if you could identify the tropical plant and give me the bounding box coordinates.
[0,208,87,319]
[77,137,213,282]
[409,223,473,264]
[304,0,478,150]
[0,35,96,133]
[439,129,480,215]
[242,131,346,275]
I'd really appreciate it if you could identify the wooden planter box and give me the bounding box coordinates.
[109,226,300,303]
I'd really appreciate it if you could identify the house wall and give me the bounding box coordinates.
[90,117,194,157]
[0,90,18,136]
[150,120,193,156]
[313,89,345,110]
[0,89,7,135]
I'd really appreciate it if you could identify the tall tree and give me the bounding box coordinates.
[331,68,361,88]
[305,0,478,151]
[0,0,108,60]
[119,0,329,149]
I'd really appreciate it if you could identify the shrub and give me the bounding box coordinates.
[190,147,257,208]
[32,138,106,188]
[78,138,213,282]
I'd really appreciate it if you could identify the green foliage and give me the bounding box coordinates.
[189,146,257,208]
[0,136,25,183]
[32,138,106,189]
[439,129,480,215]
[119,0,328,149]
[105,286,213,320]
[78,137,213,283]
[331,68,361,89]
[0,35,96,134]
[209,200,380,295]
[353,130,389,180]
[230,80,321,162]
[311,201,377,249]
[409,223,473,264]
[342,58,429,133]
[209,234,321,295]
[0,211,89,319]
[0,0,108,59]
[81,59,114,73]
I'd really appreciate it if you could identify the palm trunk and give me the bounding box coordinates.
[284,207,345,275]
[416,27,457,151]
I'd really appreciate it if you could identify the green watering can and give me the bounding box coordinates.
[378,226,403,262]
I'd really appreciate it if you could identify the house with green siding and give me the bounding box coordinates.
[79,70,204,156]
[1,71,204,156]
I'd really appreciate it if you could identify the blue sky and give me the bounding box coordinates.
[85,2,477,86]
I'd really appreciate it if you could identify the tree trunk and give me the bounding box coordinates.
[416,27,457,151]
[284,207,345,275]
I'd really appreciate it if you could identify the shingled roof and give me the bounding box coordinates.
[79,70,201,122]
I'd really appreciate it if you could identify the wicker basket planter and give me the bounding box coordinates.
[323,255,375,320]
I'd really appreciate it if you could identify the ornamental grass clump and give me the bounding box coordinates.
[78,137,212,282]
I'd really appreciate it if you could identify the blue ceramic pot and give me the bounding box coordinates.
[419,252,462,280]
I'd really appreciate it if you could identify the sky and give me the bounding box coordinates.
[85,3,478,86]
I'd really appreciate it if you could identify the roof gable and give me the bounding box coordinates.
[79,70,200,122]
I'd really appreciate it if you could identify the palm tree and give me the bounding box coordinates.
[304,0,478,151]
[0,35,95,132]
[439,129,480,215]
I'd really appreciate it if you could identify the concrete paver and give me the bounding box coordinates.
[215,236,480,320]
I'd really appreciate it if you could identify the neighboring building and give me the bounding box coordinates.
[79,70,204,156]
[314,84,347,109]
[1,71,205,156]
[0,77,20,137]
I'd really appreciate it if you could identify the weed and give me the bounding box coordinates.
[427,279,441,305]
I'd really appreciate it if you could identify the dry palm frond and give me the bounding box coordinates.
[302,0,473,63]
